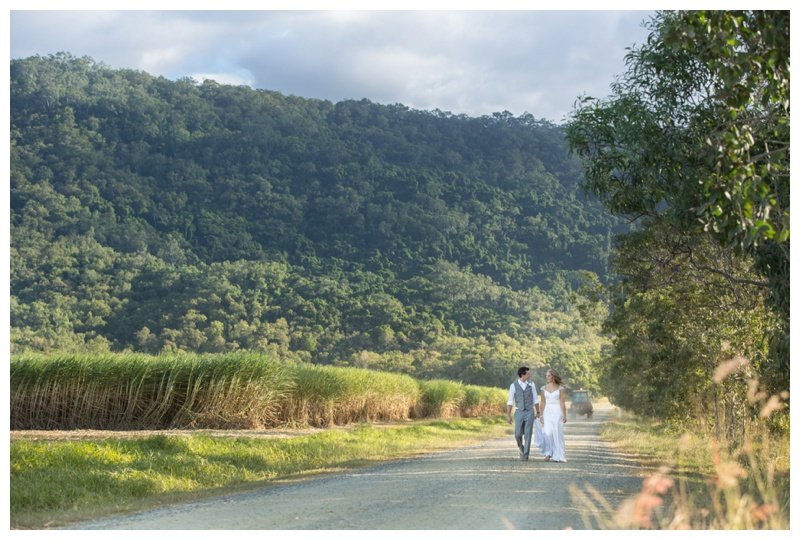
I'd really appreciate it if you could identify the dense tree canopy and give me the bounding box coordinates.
[10,53,620,388]
[599,219,778,431]
[568,11,788,317]
[566,11,788,430]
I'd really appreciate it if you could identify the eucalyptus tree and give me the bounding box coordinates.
[566,11,789,397]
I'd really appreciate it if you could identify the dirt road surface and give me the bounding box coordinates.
[72,402,647,530]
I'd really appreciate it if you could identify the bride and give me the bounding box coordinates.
[539,368,567,462]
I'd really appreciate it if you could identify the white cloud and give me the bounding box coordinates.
[10,10,653,122]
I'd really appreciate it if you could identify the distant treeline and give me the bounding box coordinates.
[10,352,507,430]
[11,54,619,388]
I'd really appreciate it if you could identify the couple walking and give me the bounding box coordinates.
[506,366,566,462]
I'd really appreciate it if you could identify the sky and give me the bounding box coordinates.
[9,7,654,124]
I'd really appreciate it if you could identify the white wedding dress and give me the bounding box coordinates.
[541,386,566,462]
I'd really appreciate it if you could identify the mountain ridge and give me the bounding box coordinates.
[10,53,617,388]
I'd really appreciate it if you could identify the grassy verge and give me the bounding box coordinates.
[601,416,716,478]
[596,414,789,529]
[11,416,508,529]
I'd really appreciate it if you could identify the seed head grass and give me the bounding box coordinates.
[573,413,789,529]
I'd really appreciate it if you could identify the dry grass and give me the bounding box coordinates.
[574,401,789,529]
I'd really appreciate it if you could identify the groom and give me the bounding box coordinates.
[506,366,539,460]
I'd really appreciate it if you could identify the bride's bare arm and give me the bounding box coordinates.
[539,390,545,422]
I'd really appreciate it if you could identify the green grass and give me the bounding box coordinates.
[416,379,506,418]
[282,364,421,426]
[461,384,507,416]
[598,414,789,529]
[11,353,506,429]
[11,352,294,429]
[416,379,465,417]
[11,416,508,529]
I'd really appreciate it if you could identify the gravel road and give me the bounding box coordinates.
[73,402,647,530]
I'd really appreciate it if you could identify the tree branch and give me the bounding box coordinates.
[686,257,769,289]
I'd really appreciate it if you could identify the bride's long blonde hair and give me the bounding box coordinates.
[546,369,563,386]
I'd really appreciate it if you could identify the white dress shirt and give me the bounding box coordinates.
[507,378,537,407]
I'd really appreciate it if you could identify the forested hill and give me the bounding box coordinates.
[10,54,620,387]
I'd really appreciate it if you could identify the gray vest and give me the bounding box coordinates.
[513,380,535,411]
